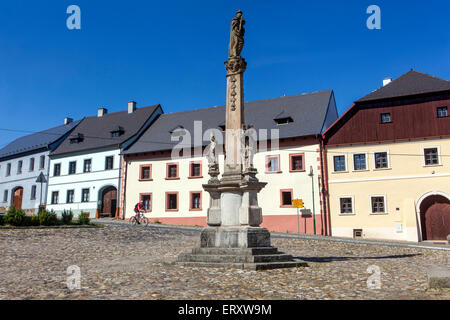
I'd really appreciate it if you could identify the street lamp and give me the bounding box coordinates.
[35,172,47,212]
[308,166,316,235]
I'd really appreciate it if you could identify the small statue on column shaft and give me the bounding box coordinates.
[207,133,220,183]
[207,133,218,166]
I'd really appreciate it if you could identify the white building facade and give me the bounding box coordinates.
[0,119,80,213]
[45,102,162,218]
[46,147,121,217]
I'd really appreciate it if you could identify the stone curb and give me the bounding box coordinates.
[93,219,450,252]
[0,224,102,230]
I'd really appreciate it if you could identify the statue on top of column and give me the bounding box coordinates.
[228,10,245,58]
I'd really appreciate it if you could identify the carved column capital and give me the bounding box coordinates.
[225,57,247,75]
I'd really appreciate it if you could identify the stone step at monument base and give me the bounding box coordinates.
[175,246,308,270]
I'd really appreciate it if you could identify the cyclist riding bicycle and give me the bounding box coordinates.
[133,200,145,224]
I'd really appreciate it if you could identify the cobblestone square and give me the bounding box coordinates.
[0,224,449,300]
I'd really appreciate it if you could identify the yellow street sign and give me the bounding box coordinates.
[293,199,304,208]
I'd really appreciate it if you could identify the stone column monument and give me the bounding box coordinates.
[176,10,307,270]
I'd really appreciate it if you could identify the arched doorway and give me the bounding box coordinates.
[100,186,117,218]
[12,187,23,209]
[418,193,450,240]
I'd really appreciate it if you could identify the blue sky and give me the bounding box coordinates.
[0,0,449,146]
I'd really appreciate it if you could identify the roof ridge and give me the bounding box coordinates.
[356,69,450,103]
[82,104,160,120]
[409,69,450,83]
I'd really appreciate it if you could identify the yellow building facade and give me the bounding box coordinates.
[327,138,450,242]
[324,70,450,242]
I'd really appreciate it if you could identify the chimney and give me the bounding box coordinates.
[383,78,392,86]
[98,107,108,117]
[128,101,137,114]
[64,117,73,125]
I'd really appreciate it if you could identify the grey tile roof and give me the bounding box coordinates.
[50,105,161,156]
[123,90,334,154]
[0,120,81,160]
[356,70,450,103]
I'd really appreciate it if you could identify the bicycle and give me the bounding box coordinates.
[130,211,149,226]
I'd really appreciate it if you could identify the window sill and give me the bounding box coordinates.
[189,208,202,211]
[352,169,369,172]
[265,171,283,174]
[332,171,348,174]
[165,177,180,180]
[165,209,179,212]
[423,164,442,168]
[373,167,392,171]
[289,169,305,173]
[139,178,153,182]
[369,212,388,215]
[188,176,203,179]
[280,205,294,208]
[338,213,355,216]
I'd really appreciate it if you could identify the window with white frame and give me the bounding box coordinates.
[333,155,346,172]
[374,152,388,169]
[339,197,354,214]
[371,196,386,214]
[424,147,439,166]
[353,154,367,170]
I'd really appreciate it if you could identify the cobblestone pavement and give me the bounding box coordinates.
[0,224,449,300]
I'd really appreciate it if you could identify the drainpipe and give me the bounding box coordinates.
[120,155,128,220]
[319,137,331,236]
[117,153,122,219]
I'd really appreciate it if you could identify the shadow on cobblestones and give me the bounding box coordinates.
[297,253,421,263]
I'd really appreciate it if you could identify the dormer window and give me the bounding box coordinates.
[275,117,293,125]
[381,113,391,123]
[70,133,84,144]
[169,125,185,136]
[110,126,125,137]
[274,110,294,125]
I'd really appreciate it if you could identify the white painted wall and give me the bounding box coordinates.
[0,150,50,212]
[46,147,121,217]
